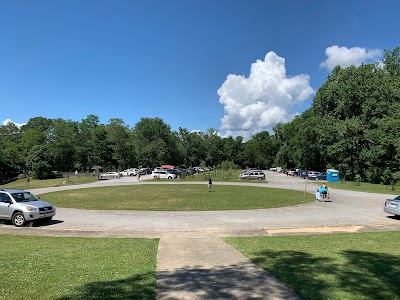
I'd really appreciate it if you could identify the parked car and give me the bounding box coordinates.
[151,170,176,179]
[167,169,181,177]
[176,167,190,176]
[307,171,320,180]
[0,189,56,227]
[119,168,137,176]
[384,195,400,217]
[316,172,327,180]
[299,170,308,179]
[239,170,266,181]
[193,167,205,173]
[138,168,151,175]
[100,172,121,179]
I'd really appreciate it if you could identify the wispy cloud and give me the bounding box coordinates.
[2,119,26,128]
[320,45,383,71]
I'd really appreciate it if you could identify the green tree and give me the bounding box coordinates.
[48,119,79,172]
[0,122,23,182]
[133,117,176,167]
[26,145,53,179]
[106,118,134,170]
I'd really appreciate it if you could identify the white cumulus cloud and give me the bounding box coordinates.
[217,51,315,139]
[320,45,383,71]
[2,119,26,128]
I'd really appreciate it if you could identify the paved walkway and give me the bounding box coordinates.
[1,172,399,299]
[157,232,301,300]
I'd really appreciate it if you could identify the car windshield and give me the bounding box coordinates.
[11,192,39,202]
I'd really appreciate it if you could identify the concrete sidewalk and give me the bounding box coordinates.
[156,232,302,300]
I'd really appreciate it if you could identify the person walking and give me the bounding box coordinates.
[208,176,212,192]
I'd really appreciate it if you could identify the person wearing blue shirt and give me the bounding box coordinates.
[319,183,329,201]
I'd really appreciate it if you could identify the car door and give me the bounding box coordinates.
[0,193,13,219]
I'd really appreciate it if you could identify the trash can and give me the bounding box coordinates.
[326,169,339,182]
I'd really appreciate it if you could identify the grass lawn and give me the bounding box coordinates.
[0,235,158,300]
[224,232,400,300]
[0,176,97,190]
[321,180,399,195]
[176,169,253,182]
[39,184,313,210]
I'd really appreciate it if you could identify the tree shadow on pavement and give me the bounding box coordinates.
[157,262,301,300]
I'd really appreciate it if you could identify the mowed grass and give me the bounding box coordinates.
[225,232,400,300]
[0,176,97,190]
[40,184,313,210]
[0,235,158,300]
[175,170,249,182]
[322,180,399,195]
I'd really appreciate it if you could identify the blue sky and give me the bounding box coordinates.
[1,0,399,139]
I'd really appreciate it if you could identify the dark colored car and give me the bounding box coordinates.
[316,172,326,180]
[139,168,152,175]
[167,169,181,176]
[299,170,308,179]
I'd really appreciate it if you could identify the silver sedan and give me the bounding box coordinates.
[384,195,400,216]
[100,172,121,179]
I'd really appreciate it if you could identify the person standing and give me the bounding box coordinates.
[208,176,212,192]
[315,188,321,202]
[320,183,329,201]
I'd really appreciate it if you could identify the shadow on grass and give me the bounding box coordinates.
[55,273,155,300]
[157,263,301,299]
[250,250,400,300]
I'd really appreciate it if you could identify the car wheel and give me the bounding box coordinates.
[130,174,134,176]
[168,176,172,179]
[153,176,157,179]
[12,212,26,227]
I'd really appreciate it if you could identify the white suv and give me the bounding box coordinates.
[120,168,137,176]
[0,189,56,227]
[240,170,266,181]
[151,170,176,179]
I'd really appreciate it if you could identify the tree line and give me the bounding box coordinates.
[1,47,399,184]
[0,115,279,181]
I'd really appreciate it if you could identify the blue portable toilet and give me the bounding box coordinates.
[326,169,339,182]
